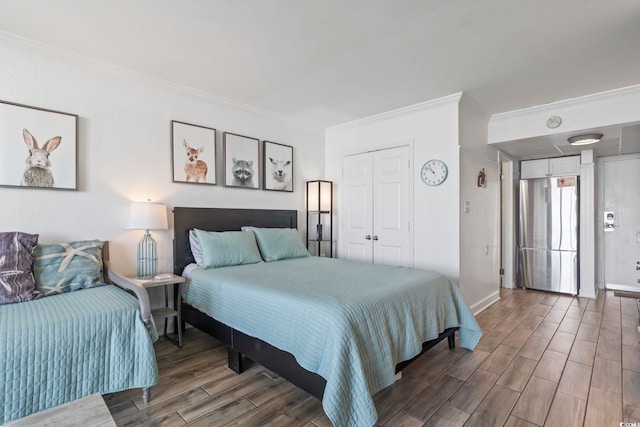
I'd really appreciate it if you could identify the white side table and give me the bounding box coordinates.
[126,273,186,348]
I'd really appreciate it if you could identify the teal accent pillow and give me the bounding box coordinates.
[33,240,105,296]
[193,229,263,269]
[245,227,310,262]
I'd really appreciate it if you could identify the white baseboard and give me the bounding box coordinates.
[471,290,501,315]
[579,287,598,299]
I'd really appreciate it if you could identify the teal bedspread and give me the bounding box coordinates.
[0,285,159,423]
[184,257,482,427]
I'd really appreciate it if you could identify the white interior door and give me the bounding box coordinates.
[603,156,640,291]
[373,146,412,267]
[341,152,373,262]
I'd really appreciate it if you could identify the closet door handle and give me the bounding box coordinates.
[372,235,379,241]
[365,235,372,240]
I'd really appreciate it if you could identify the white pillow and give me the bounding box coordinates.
[189,229,204,266]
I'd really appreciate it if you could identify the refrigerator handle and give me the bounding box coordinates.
[544,186,549,203]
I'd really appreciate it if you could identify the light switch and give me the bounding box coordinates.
[637,231,640,243]
[464,201,470,213]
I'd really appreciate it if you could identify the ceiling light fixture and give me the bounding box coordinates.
[567,133,603,146]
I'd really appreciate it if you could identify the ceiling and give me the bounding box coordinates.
[493,123,640,159]
[1,0,639,134]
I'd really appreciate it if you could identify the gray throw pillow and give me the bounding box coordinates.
[0,232,39,305]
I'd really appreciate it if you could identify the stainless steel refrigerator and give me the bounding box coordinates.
[518,176,579,294]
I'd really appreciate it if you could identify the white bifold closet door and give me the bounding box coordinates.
[341,145,412,267]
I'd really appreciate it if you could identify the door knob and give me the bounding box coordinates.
[372,235,379,241]
[365,235,372,240]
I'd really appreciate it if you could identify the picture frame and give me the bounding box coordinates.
[223,132,260,189]
[171,120,216,185]
[263,141,293,192]
[0,100,78,190]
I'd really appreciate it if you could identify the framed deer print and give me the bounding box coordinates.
[171,120,217,185]
[0,100,78,190]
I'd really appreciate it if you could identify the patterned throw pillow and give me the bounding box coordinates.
[0,232,39,305]
[33,240,105,296]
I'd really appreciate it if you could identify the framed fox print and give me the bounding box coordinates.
[223,132,260,189]
[171,120,216,185]
[263,141,293,192]
[0,100,78,190]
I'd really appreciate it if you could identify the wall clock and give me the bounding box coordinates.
[421,159,448,186]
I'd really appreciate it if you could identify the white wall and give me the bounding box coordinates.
[458,96,501,312]
[325,94,502,312]
[0,36,324,281]
[325,94,462,280]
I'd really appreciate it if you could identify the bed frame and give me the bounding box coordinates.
[173,206,458,400]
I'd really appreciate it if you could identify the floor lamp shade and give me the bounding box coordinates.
[127,201,168,278]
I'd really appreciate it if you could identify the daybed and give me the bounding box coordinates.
[0,235,159,424]
[173,207,483,427]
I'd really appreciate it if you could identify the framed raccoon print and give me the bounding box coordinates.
[223,132,260,189]
[263,141,293,192]
[171,120,216,185]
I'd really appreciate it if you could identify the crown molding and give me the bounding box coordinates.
[490,84,640,123]
[0,31,299,125]
[326,92,462,134]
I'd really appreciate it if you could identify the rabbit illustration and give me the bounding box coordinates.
[21,128,61,187]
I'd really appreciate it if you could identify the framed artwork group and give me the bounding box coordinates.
[0,99,294,193]
[171,120,294,192]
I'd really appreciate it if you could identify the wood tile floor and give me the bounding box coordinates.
[105,288,640,426]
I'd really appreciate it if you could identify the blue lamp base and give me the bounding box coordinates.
[137,230,158,278]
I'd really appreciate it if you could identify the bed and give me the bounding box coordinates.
[173,207,482,427]
[0,241,159,424]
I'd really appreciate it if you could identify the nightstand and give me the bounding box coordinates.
[137,273,185,347]
[108,269,185,348]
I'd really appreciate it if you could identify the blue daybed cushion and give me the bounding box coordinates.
[0,285,159,423]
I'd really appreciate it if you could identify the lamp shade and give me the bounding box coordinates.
[307,180,333,212]
[127,202,168,230]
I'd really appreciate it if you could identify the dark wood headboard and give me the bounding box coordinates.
[173,207,298,275]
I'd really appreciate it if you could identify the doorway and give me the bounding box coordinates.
[341,145,413,267]
[600,154,640,291]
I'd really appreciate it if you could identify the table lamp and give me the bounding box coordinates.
[127,201,168,278]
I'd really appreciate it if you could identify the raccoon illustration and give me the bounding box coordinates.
[231,158,255,187]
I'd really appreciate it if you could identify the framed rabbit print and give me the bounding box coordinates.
[0,100,78,190]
